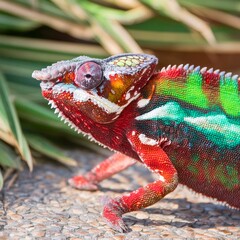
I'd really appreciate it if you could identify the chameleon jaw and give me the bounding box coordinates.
[40,80,55,91]
[73,88,123,114]
[40,79,128,115]
[41,80,141,123]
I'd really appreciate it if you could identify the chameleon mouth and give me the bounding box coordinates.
[39,80,55,91]
[39,79,141,124]
[73,88,120,113]
[40,80,125,115]
[40,77,122,114]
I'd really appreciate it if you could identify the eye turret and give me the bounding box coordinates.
[75,62,103,90]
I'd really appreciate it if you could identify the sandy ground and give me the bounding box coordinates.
[0,149,239,239]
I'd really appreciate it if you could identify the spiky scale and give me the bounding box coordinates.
[178,64,183,69]
[189,65,194,71]
[194,66,200,72]
[207,68,213,73]
[220,71,226,77]
[232,74,238,81]
[225,72,232,78]
[184,64,189,70]
[201,67,207,73]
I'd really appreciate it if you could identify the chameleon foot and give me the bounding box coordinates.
[68,175,98,191]
[102,197,130,233]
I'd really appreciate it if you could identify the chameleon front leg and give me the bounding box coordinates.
[102,131,178,232]
[68,152,136,191]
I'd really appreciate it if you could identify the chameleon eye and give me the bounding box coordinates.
[75,62,103,89]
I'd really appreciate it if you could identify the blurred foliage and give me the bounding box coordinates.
[0,0,239,188]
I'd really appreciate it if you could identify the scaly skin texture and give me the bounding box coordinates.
[32,53,240,232]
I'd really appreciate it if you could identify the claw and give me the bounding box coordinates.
[68,175,98,191]
[102,197,130,232]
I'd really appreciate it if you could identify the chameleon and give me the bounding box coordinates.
[32,53,240,232]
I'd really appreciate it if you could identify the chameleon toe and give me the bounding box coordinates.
[68,176,98,191]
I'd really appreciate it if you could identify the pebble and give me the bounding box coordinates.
[9,213,23,221]
[131,225,143,232]
[113,236,125,240]
[1,149,239,239]
[135,211,149,220]
[231,213,240,220]
[31,230,46,237]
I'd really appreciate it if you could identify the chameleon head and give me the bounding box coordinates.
[32,53,158,124]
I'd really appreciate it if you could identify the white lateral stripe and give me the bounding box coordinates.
[137,98,150,108]
[139,133,158,146]
[73,88,120,114]
[159,175,166,182]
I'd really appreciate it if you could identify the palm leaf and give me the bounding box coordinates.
[0,141,21,169]
[0,72,33,170]
[26,134,77,167]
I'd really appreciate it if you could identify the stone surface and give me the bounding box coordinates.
[0,148,239,239]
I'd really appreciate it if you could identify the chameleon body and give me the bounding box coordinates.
[32,53,240,232]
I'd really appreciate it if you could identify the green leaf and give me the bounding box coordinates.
[0,12,39,31]
[0,72,33,170]
[0,141,21,169]
[15,98,77,135]
[179,0,240,12]
[26,134,77,167]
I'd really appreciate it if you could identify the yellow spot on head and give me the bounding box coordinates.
[111,78,124,89]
